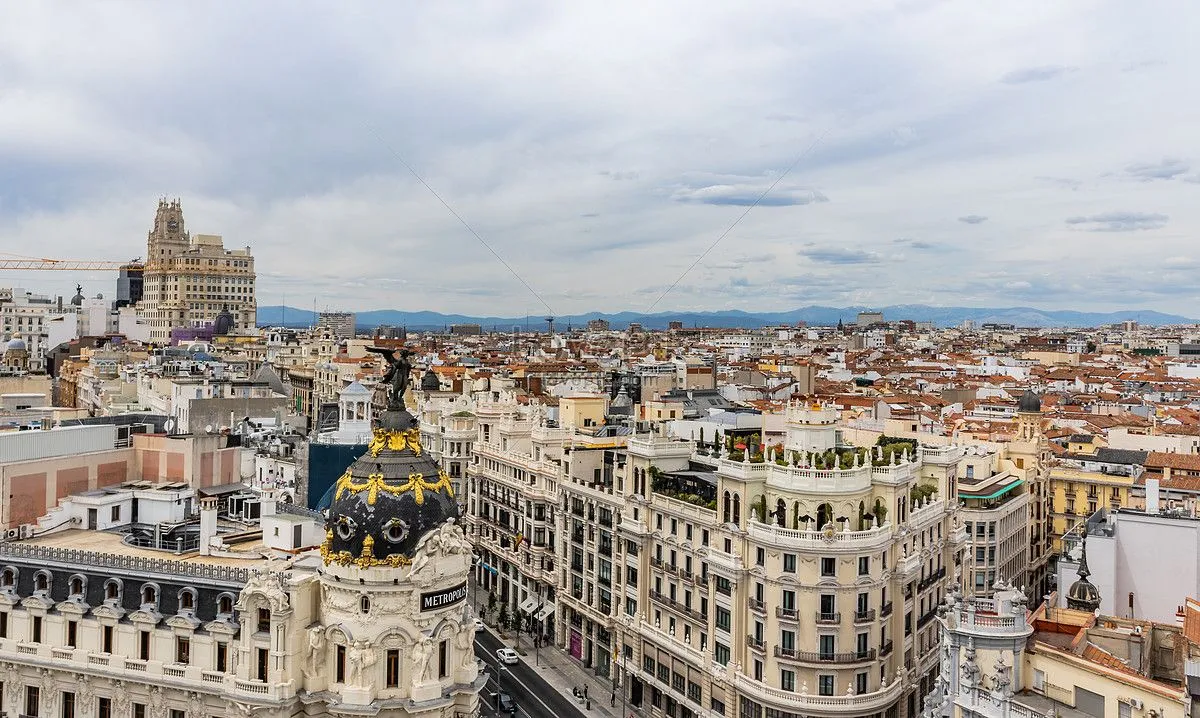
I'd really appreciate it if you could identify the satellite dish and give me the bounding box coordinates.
[205,424,214,434]
[164,418,175,434]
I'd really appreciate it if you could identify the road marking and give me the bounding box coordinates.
[476,638,569,718]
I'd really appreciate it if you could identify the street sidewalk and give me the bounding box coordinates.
[490,626,627,718]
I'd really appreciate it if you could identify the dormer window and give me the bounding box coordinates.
[179,589,196,612]
[1,568,14,587]
[69,576,85,597]
[34,572,49,593]
[141,585,158,607]
[218,595,234,615]
[105,580,120,601]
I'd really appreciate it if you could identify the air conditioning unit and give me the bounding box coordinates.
[5,529,19,539]
[1126,698,1144,711]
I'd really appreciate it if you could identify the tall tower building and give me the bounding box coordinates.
[1007,391,1052,599]
[137,199,257,342]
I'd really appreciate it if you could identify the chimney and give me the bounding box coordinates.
[199,496,219,556]
[1146,478,1160,515]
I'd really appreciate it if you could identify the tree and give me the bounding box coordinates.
[497,604,509,632]
[488,591,497,612]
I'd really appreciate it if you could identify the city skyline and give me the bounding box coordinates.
[2,2,1199,315]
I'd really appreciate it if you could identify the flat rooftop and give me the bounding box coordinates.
[17,528,270,569]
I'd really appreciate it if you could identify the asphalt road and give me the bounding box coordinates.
[475,628,587,718]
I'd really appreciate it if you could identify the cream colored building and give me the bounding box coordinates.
[138,199,257,342]
[554,401,968,718]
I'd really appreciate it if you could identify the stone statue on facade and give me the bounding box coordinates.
[304,626,327,679]
[347,640,377,687]
[112,682,131,718]
[367,346,414,410]
[412,635,436,683]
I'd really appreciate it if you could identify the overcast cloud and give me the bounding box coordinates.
[1,1,1199,315]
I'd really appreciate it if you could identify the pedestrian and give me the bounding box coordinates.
[583,685,589,699]
[610,691,616,707]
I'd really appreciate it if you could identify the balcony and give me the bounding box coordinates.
[774,647,876,664]
[918,566,947,592]
[776,606,799,621]
[746,635,765,651]
[881,640,894,656]
[881,601,893,617]
[814,611,841,625]
[732,670,905,715]
[854,609,877,624]
[747,520,893,553]
[897,551,921,580]
[748,599,766,614]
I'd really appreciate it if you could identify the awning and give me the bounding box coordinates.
[197,482,249,497]
[535,602,555,621]
[519,597,539,614]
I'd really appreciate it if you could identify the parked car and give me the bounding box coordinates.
[475,618,485,632]
[497,691,518,714]
[496,647,520,665]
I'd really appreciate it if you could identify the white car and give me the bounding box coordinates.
[495,647,520,665]
[475,619,485,632]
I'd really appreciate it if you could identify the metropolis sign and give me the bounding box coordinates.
[421,581,468,612]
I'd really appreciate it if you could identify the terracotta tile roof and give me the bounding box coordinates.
[1145,452,1200,471]
[1081,643,1140,676]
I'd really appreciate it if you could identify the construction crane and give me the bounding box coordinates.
[0,252,140,271]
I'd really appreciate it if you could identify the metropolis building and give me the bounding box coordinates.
[0,377,482,716]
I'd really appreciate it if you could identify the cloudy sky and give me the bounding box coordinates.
[2,1,1199,317]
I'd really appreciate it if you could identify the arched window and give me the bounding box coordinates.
[70,576,84,596]
[217,594,234,615]
[732,494,741,524]
[360,595,371,614]
[179,589,196,611]
[105,580,120,601]
[775,499,786,527]
[1,568,15,587]
[141,585,158,606]
[34,571,49,593]
[722,492,731,523]
[792,501,801,530]
[817,503,833,530]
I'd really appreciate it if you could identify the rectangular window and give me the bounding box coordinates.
[337,644,347,682]
[102,625,114,653]
[216,643,228,673]
[780,670,795,692]
[386,649,400,687]
[132,704,145,718]
[0,611,7,638]
[257,608,271,633]
[257,647,268,682]
[782,554,796,573]
[715,607,731,631]
[66,620,78,648]
[781,630,795,650]
[856,632,868,657]
[821,557,836,577]
[176,637,190,665]
[857,592,869,614]
[100,698,114,718]
[170,710,185,718]
[715,642,730,665]
[139,630,151,660]
[856,672,868,695]
[820,594,835,615]
[818,675,834,696]
[819,635,835,659]
[61,691,75,718]
[26,686,39,717]
[756,548,765,566]
[32,616,42,643]
[858,556,870,576]
[439,640,448,678]
[782,590,796,610]
[111,505,121,522]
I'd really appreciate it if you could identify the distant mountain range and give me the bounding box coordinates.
[256,304,1195,330]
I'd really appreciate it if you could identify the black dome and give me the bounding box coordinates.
[1018,390,1042,413]
[322,410,459,568]
[420,369,440,391]
[213,307,235,336]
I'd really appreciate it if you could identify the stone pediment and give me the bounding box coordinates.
[92,603,126,621]
[129,609,163,626]
[20,594,54,612]
[56,599,89,616]
[166,614,201,632]
[204,618,240,637]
